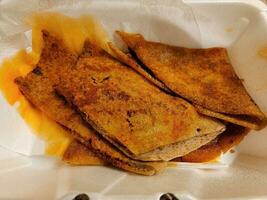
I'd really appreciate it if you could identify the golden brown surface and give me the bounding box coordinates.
[108,42,172,94]
[56,40,225,160]
[15,31,166,175]
[63,140,104,165]
[116,31,266,130]
[195,105,262,131]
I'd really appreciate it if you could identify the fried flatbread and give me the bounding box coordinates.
[15,30,166,175]
[56,40,225,161]
[114,31,266,130]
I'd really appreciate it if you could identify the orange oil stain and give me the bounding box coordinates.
[27,12,110,55]
[205,157,220,164]
[258,46,267,61]
[0,50,72,157]
[225,27,234,33]
[0,12,110,157]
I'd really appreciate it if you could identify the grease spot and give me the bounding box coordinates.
[0,12,110,158]
[258,46,267,61]
[225,27,234,33]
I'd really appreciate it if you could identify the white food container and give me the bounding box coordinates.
[0,0,267,199]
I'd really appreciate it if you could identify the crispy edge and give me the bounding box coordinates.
[195,105,264,130]
[63,140,104,165]
[70,131,167,175]
[108,42,173,94]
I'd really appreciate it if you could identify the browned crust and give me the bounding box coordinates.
[116,31,266,130]
[63,140,104,165]
[195,105,263,130]
[108,42,173,94]
[55,40,224,157]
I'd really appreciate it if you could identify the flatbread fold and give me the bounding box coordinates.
[113,31,266,130]
[15,30,166,175]
[56,39,225,161]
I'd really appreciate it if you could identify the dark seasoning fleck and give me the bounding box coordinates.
[32,66,43,76]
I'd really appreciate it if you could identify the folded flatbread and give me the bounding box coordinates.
[15,30,166,175]
[113,31,266,130]
[56,39,225,162]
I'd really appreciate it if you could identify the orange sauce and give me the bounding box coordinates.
[258,46,267,61]
[27,12,110,55]
[205,157,220,164]
[0,12,109,157]
[0,50,72,157]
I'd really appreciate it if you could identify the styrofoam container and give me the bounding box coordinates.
[1,0,267,199]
